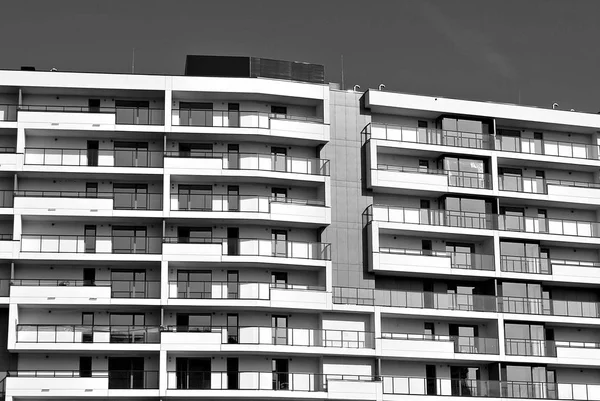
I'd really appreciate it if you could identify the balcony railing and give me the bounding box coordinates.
[170,280,324,300]
[163,237,331,260]
[7,370,159,389]
[500,296,600,318]
[0,104,17,121]
[367,204,495,230]
[381,333,499,354]
[164,325,374,349]
[500,255,551,274]
[498,215,600,238]
[20,234,163,254]
[498,176,600,194]
[0,190,13,207]
[10,278,160,298]
[505,338,600,357]
[18,104,165,125]
[14,190,163,210]
[172,193,325,212]
[173,109,323,128]
[363,122,493,149]
[0,278,8,296]
[496,135,598,160]
[377,164,492,189]
[16,324,161,343]
[165,151,330,176]
[378,248,495,271]
[24,148,164,168]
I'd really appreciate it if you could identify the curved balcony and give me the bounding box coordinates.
[170,194,328,225]
[496,135,599,161]
[162,237,330,266]
[380,333,499,357]
[24,147,164,169]
[161,325,374,351]
[14,190,163,212]
[373,164,491,191]
[363,122,493,149]
[10,278,160,302]
[164,151,329,179]
[15,324,160,344]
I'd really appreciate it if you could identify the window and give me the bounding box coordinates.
[271,105,287,115]
[418,159,429,169]
[114,141,149,167]
[179,102,213,126]
[178,185,212,211]
[271,272,288,288]
[115,100,150,125]
[109,313,145,343]
[271,187,287,201]
[177,227,212,243]
[176,314,211,332]
[113,183,148,210]
[112,226,148,254]
[418,120,428,128]
[111,270,147,298]
[177,270,211,299]
[179,143,213,157]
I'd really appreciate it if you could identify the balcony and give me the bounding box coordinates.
[379,333,499,359]
[10,278,160,302]
[367,204,495,233]
[171,110,328,142]
[381,376,599,400]
[496,135,598,161]
[371,247,494,276]
[24,148,164,169]
[164,151,329,178]
[162,237,330,265]
[363,122,493,150]
[501,255,551,275]
[0,104,17,122]
[500,296,600,319]
[371,165,491,192]
[0,278,8,297]
[18,104,165,125]
[170,194,328,224]
[6,370,159,396]
[499,176,600,205]
[166,370,326,393]
[498,214,600,239]
[161,325,374,351]
[14,190,163,213]
[20,234,162,259]
[506,338,600,364]
[15,324,160,346]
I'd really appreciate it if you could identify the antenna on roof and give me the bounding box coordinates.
[131,48,135,74]
[340,55,344,91]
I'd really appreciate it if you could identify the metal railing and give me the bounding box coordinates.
[496,135,598,160]
[10,278,160,298]
[498,214,600,238]
[20,234,163,254]
[367,204,495,230]
[163,237,331,260]
[506,338,600,357]
[499,296,600,318]
[499,175,600,194]
[363,122,493,149]
[174,109,323,128]
[24,148,164,167]
[164,151,330,176]
[0,190,13,207]
[0,104,17,121]
[381,333,499,354]
[14,190,163,210]
[172,193,325,212]
[6,370,159,389]
[169,280,325,300]
[0,279,8,296]
[500,255,551,274]
[18,104,165,125]
[163,325,374,348]
[378,248,495,271]
[377,164,491,189]
[16,325,161,343]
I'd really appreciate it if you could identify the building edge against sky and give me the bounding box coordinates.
[0,55,599,400]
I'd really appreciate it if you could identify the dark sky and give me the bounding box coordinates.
[1,0,599,112]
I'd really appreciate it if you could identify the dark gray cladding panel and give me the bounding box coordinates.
[184,55,251,77]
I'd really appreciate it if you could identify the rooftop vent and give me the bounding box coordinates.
[20,66,35,71]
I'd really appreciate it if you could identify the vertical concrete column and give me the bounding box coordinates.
[159,350,168,396]
[497,316,506,357]
[160,260,169,307]
[163,172,171,218]
[322,87,330,125]
[16,128,25,154]
[164,80,173,132]
[493,233,501,274]
[6,303,18,349]
[490,154,499,193]
[592,133,600,160]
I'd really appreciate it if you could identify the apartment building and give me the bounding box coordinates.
[0,55,598,401]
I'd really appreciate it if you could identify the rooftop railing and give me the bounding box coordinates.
[18,104,165,125]
[20,234,163,254]
[165,151,330,176]
[163,325,374,349]
[163,237,331,261]
[172,193,325,212]
[24,148,164,168]
[378,248,495,271]
[169,280,324,300]
[14,190,163,210]
[6,370,159,389]
[376,164,491,189]
[173,109,323,128]
[10,278,160,298]
[363,122,493,149]
[16,324,161,343]
[381,333,499,354]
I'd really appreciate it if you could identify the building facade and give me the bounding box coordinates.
[0,57,600,401]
